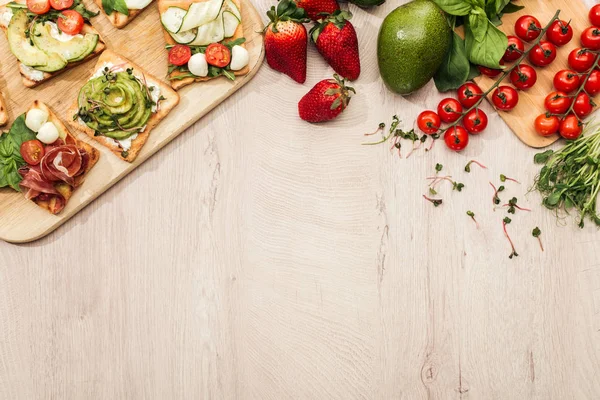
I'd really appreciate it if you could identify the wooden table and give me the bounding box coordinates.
[1,0,599,398]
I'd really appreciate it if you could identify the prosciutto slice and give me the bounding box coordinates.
[18,165,60,200]
[39,145,84,186]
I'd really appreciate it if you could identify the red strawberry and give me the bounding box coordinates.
[295,0,339,21]
[264,0,309,83]
[310,11,360,81]
[298,74,355,122]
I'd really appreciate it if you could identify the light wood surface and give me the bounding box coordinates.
[0,0,264,243]
[1,0,600,399]
[475,0,594,148]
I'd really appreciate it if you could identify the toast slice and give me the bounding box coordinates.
[0,4,106,88]
[0,91,7,126]
[158,0,249,90]
[94,0,149,29]
[66,50,180,162]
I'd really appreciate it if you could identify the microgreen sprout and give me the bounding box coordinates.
[504,197,531,214]
[489,182,505,205]
[435,163,443,173]
[532,227,544,251]
[464,160,487,173]
[503,217,519,259]
[500,174,520,184]
[467,211,479,229]
[423,195,442,207]
[365,122,385,136]
[362,116,400,145]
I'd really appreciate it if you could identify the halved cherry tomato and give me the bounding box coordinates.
[416,110,441,135]
[544,91,571,115]
[478,60,504,77]
[492,86,519,111]
[20,140,45,165]
[444,126,469,151]
[57,10,84,35]
[573,92,595,119]
[590,4,600,27]
[528,41,557,67]
[568,48,597,72]
[581,26,600,51]
[168,44,191,66]
[553,69,581,93]
[510,64,537,90]
[50,0,73,10]
[534,114,560,137]
[437,98,463,123]
[515,15,542,42]
[462,109,487,134]
[503,36,524,62]
[559,114,583,140]
[205,43,231,68]
[546,20,573,47]
[27,0,50,14]
[457,82,483,108]
[584,69,600,96]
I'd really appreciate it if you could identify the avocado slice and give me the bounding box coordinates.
[31,22,98,63]
[7,10,67,71]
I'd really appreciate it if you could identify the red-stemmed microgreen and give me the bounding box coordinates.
[489,182,505,205]
[423,195,443,207]
[364,122,385,136]
[503,217,519,259]
[500,174,520,184]
[504,197,531,214]
[362,116,400,145]
[467,211,479,229]
[464,160,487,173]
[532,227,544,251]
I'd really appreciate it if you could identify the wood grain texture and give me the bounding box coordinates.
[475,0,594,148]
[0,0,264,243]
[1,0,600,399]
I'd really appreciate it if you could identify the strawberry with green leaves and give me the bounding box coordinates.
[296,0,339,21]
[264,0,309,83]
[298,74,355,122]
[310,10,360,81]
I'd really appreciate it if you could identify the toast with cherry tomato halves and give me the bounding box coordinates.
[66,50,180,162]
[159,0,250,90]
[0,101,100,215]
[0,0,106,88]
[95,0,153,28]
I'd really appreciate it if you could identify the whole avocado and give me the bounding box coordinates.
[377,0,451,95]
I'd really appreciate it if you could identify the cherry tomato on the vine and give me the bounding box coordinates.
[492,86,519,111]
[503,36,525,62]
[457,82,483,108]
[584,69,600,96]
[546,20,573,46]
[510,64,537,90]
[437,98,463,123]
[534,114,560,137]
[553,69,581,93]
[568,48,597,72]
[590,4,600,27]
[478,60,504,77]
[573,92,595,119]
[416,111,441,135]
[529,41,557,67]
[462,109,488,134]
[444,126,469,151]
[559,114,583,140]
[515,15,542,42]
[581,26,600,51]
[544,91,572,115]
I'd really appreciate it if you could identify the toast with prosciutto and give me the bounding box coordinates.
[159,0,250,90]
[0,0,106,88]
[95,0,153,28]
[0,91,7,126]
[0,101,99,214]
[67,50,180,162]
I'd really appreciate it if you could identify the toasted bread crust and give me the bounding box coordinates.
[93,0,147,29]
[0,91,7,126]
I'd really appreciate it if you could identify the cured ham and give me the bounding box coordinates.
[39,145,84,186]
[18,165,60,200]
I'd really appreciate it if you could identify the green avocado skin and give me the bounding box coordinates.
[348,0,386,7]
[377,0,452,95]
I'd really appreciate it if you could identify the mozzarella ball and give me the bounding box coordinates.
[230,45,249,71]
[25,108,49,132]
[188,53,208,77]
[36,122,59,144]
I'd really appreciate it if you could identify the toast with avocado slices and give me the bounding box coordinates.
[158,0,250,90]
[0,100,100,215]
[66,50,180,162]
[94,0,153,29]
[0,1,106,88]
[0,91,7,126]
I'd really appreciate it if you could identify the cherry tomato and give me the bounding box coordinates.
[444,126,469,151]
[584,69,600,96]
[57,10,83,35]
[457,82,483,108]
[510,64,537,90]
[534,114,560,136]
[478,60,504,77]
[462,109,488,134]
[492,86,519,111]
[416,111,441,135]
[544,91,572,114]
[573,92,595,119]
[553,69,581,93]
[27,0,50,14]
[515,15,542,42]
[528,41,557,67]
[559,114,583,140]
[546,20,573,46]
[437,98,463,123]
[590,4,600,27]
[20,140,45,165]
[503,36,524,62]
[581,26,600,50]
[205,43,231,68]
[49,0,73,10]
[168,44,191,66]
[568,48,597,72]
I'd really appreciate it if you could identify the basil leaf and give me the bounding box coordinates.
[465,20,507,68]
[468,7,488,42]
[0,114,37,191]
[432,0,472,16]
[467,62,480,79]
[501,2,524,14]
[7,113,36,154]
[102,0,129,16]
[433,32,470,92]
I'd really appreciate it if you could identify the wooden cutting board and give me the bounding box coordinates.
[474,0,594,148]
[0,0,264,243]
